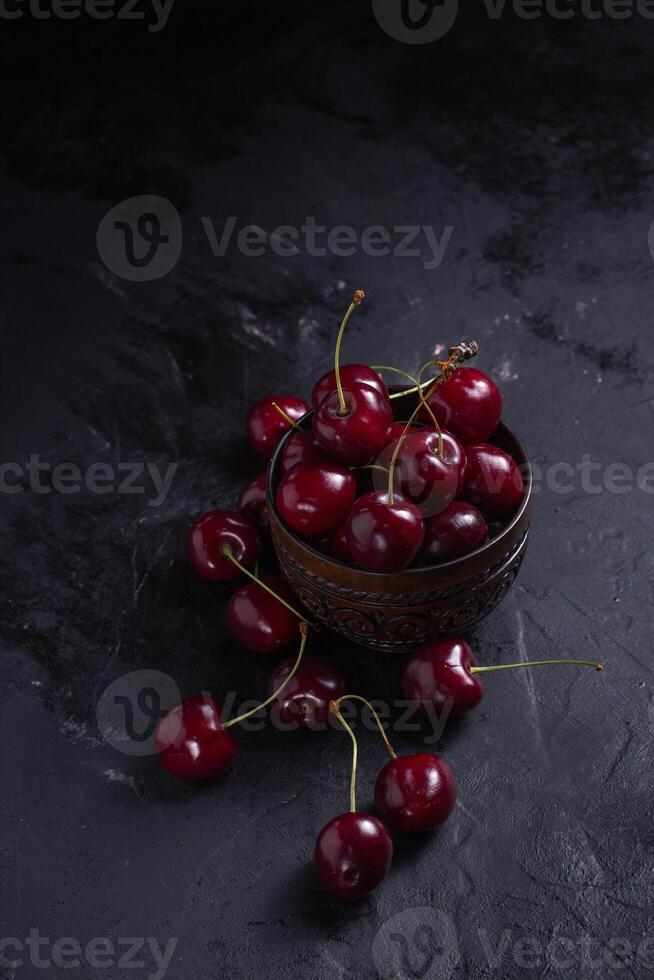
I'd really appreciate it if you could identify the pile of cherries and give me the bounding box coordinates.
[154,290,602,901]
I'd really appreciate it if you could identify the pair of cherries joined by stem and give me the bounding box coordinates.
[156,622,311,781]
[403,637,604,720]
[315,697,457,901]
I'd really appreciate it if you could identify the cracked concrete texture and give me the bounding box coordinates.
[0,5,653,979]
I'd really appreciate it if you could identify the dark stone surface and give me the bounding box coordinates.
[1,5,653,979]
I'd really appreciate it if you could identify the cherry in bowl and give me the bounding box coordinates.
[246,395,309,461]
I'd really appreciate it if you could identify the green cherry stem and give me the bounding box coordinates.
[331,694,397,760]
[223,623,309,729]
[371,364,421,388]
[471,659,604,674]
[334,289,365,416]
[330,701,359,813]
[387,357,443,502]
[221,545,317,629]
[272,401,301,429]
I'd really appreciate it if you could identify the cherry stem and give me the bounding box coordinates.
[470,658,604,674]
[223,623,309,729]
[387,357,443,502]
[271,401,301,429]
[221,545,317,628]
[332,694,397,760]
[371,364,422,388]
[330,703,359,812]
[334,289,365,416]
[352,463,389,475]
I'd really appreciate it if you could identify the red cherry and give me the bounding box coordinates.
[403,638,483,718]
[375,429,464,517]
[187,510,260,583]
[329,523,353,564]
[313,382,394,467]
[383,422,419,452]
[246,395,309,461]
[374,753,457,833]
[345,491,424,572]
[155,696,238,780]
[268,655,345,728]
[238,473,269,530]
[280,428,327,475]
[419,501,488,564]
[276,460,357,537]
[311,363,387,410]
[227,576,301,654]
[314,812,393,900]
[422,367,502,444]
[461,443,523,520]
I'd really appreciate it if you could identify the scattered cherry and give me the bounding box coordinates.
[188,510,260,582]
[403,637,603,720]
[155,696,238,781]
[227,575,301,654]
[374,753,457,833]
[314,812,393,901]
[422,367,502,444]
[280,428,326,474]
[311,363,387,411]
[461,443,524,520]
[246,395,309,461]
[276,459,357,537]
[346,490,424,572]
[419,500,488,564]
[238,472,269,530]
[268,655,345,728]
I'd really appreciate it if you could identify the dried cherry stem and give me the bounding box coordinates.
[330,702,359,812]
[334,289,365,416]
[331,695,397,760]
[471,658,604,674]
[224,623,309,729]
[424,341,479,401]
[272,401,301,429]
[221,545,317,628]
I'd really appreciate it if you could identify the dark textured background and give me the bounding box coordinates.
[1,3,653,978]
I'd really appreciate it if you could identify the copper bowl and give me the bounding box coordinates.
[266,395,532,653]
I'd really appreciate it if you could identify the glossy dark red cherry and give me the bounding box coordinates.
[246,395,310,461]
[155,695,238,780]
[187,510,260,582]
[379,429,464,517]
[422,367,502,444]
[419,500,488,564]
[311,364,387,411]
[374,753,457,833]
[329,523,353,563]
[238,473,269,530]
[383,422,419,453]
[227,576,301,654]
[276,460,357,537]
[461,443,523,520]
[280,428,327,474]
[403,638,483,718]
[268,655,346,728]
[345,491,424,572]
[313,382,394,467]
[314,812,393,900]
